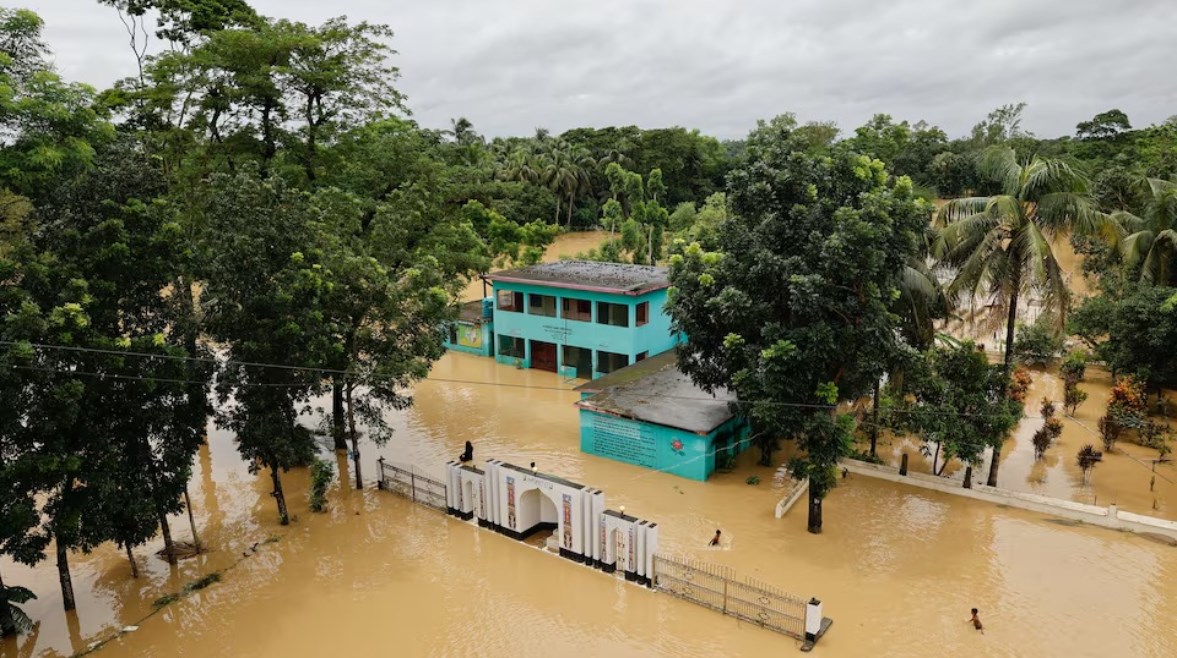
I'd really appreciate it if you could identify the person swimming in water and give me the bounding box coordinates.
[458,441,473,462]
[709,529,721,546]
[969,608,984,633]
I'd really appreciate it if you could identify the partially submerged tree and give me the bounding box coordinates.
[668,114,928,533]
[1076,444,1102,484]
[893,343,1022,475]
[935,147,1102,486]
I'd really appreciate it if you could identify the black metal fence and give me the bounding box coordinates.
[376,458,447,512]
[652,553,807,640]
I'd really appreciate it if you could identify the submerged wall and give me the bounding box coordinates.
[842,458,1177,542]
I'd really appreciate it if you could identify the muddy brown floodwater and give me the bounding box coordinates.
[5,232,1177,658]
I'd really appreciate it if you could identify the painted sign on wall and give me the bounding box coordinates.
[563,494,573,549]
[458,323,482,348]
[590,415,657,468]
[507,476,516,530]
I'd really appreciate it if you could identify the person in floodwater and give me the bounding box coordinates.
[709,529,721,546]
[969,608,984,633]
[459,441,473,463]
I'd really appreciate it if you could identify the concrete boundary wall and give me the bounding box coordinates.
[774,478,810,519]
[841,458,1177,542]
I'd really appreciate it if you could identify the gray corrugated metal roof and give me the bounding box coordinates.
[487,260,669,295]
[576,350,736,435]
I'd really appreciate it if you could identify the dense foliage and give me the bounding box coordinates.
[668,115,929,533]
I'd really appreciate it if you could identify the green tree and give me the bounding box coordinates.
[668,115,928,533]
[1112,177,1177,285]
[0,9,112,200]
[893,343,1023,475]
[934,147,1100,485]
[201,171,329,524]
[1076,109,1132,140]
[1013,318,1064,366]
[1070,284,1177,394]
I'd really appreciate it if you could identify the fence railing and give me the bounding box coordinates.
[376,458,447,512]
[652,553,808,640]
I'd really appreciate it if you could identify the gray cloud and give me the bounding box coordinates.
[25,0,1177,140]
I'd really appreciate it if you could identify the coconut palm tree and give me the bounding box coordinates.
[1112,177,1177,285]
[541,143,592,227]
[934,147,1102,486]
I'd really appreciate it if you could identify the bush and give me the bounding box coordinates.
[1013,320,1064,366]
[1009,368,1033,403]
[1064,382,1088,415]
[1060,350,1088,385]
[309,458,334,513]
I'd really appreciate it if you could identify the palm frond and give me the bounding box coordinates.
[936,197,991,226]
[1018,219,1068,328]
[978,146,1021,196]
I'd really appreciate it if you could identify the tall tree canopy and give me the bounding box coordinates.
[668,114,929,533]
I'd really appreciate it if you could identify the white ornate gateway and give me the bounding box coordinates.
[444,459,659,584]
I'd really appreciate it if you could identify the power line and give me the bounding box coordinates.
[4,342,1175,436]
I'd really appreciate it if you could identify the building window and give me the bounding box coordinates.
[636,301,649,326]
[597,350,629,374]
[596,301,629,327]
[635,351,647,362]
[528,293,557,317]
[561,297,593,322]
[499,335,525,358]
[562,345,592,378]
[498,290,524,312]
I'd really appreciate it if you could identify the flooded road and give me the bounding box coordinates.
[5,233,1177,658]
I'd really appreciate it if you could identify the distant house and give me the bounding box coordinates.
[442,298,494,357]
[486,261,682,378]
[575,350,750,481]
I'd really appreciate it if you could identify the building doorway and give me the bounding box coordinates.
[530,339,558,372]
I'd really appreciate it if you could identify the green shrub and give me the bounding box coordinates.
[309,458,334,513]
[1013,319,1063,366]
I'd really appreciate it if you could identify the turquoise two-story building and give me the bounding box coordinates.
[486,261,682,379]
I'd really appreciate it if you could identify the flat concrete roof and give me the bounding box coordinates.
[487,260,669,296]
[575,350,736,435]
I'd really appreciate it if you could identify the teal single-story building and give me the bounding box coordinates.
[443,299,494,357]
[576,351,750,481]
[487,261,682,378]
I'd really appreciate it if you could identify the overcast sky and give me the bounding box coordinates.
[23,0,1177,140]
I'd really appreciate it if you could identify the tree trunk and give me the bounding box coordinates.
[183,486,201,554]
[567,192,575,228]
[158,512,177,565]
[1003,284,1020,371]
[932,442,942,476]
[332,378,347,450]
[125,545,139,578]
[806,485,823,534]
[347,385,362,490]
[869,380,881,457]
[989,281,1020,488]
[0,568,16,637]
[554,196,561,225]
[647,224,655,265]
[269,461,290,525]
[56,542,76,611]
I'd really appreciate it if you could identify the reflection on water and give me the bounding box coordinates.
[5,234,1177,658]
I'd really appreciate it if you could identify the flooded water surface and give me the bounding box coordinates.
[4,233,1177,658]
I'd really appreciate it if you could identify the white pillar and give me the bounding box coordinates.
[805,598,823,642]
[645,523,658,583]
